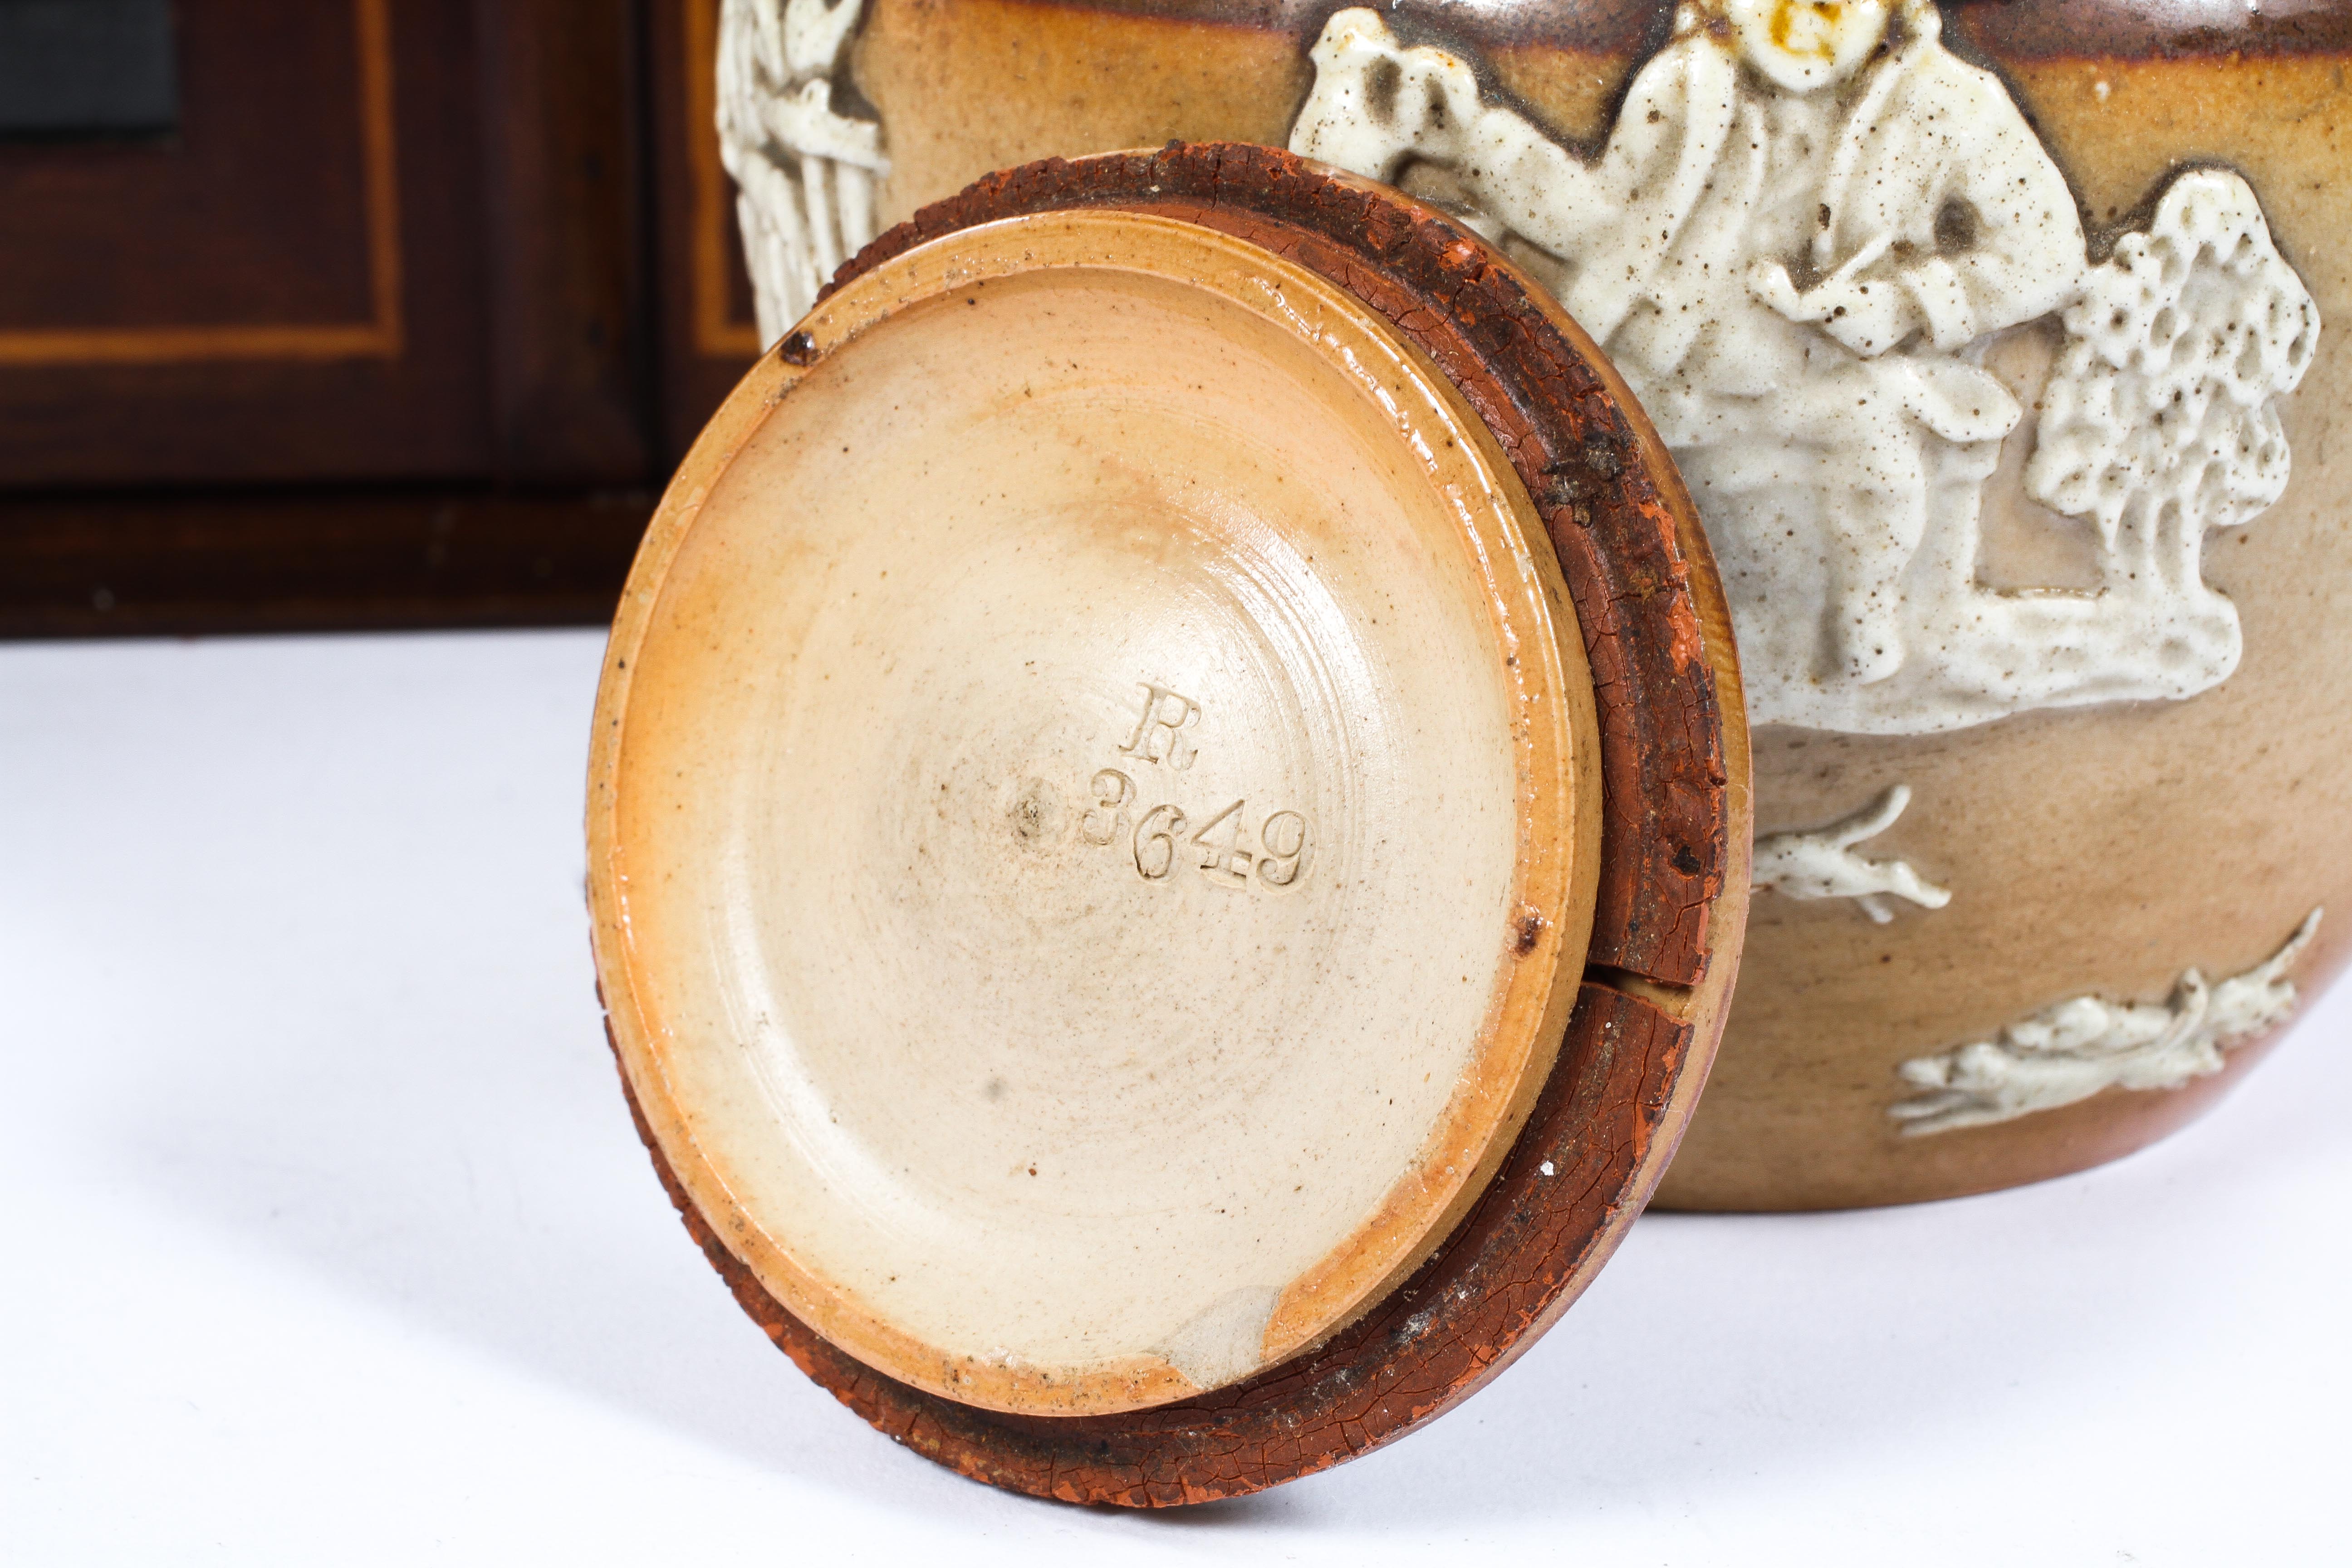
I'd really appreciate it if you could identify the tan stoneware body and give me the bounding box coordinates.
[714,0,2352,1209]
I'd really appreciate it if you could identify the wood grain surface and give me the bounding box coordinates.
[0,487,653,638]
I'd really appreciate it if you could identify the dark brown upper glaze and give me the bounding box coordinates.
[1006,0,2352,58]
[1009,0,1672,54]
[1946,0,2352,59]
[613,142,1741,1506]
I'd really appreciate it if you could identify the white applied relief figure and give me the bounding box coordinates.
[1290,0,2317,739]
[1747,785,1950,926]
[719,0,887,347]
[1890,910,2324,1135]
[2017,168,2320,712]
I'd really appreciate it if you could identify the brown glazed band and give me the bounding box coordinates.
[616,143,1744,1505]
[985,0,2352,60]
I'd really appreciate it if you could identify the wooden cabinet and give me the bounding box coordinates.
[648,0,764,463]
[0,0,762,634]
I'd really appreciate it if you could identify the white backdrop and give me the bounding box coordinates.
[5,629,2344,1566]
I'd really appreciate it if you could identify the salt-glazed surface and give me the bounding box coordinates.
[1749,786,1949,926]
[1286,1,2327,1110]
[711,0,2332,1152]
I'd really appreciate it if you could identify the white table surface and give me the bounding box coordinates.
[5,627,2345,1566]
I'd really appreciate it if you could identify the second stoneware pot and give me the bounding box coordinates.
[709,0,2348,1208]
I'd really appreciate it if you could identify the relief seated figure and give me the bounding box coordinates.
[1293,0,2314,738]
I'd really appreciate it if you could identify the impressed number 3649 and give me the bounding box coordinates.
[1080,769,1309,890]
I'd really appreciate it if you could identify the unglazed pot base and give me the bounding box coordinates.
[598,145,1746,1503]
[591,211,1602,1415]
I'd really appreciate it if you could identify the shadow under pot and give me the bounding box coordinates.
[706,0,2350,1210]
[589,149,1749,1503]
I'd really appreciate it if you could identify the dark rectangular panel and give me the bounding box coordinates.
[0,0,495,486]
[0,0,179,137]
[0,0,660,490]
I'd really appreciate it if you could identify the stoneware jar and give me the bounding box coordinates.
[707,0,2350,1209]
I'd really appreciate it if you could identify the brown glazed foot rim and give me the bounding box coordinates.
[593,143,1751,1505]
